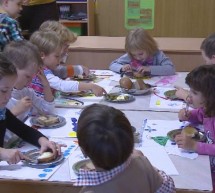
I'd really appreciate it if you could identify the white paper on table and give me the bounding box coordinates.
[141,120,198,160]
[109,73,121,82]
[95,79,112,87]
[91,70,116,76]
[0,139,78,180]
[149,87,186,111]
[137,146,179,175]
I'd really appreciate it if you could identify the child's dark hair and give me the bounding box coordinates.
[200,33,215,59]
[3,40,43,70]
[77,104,134,170]
[186,64,215,116]
[0,53,17,80]
[125,28,158,58]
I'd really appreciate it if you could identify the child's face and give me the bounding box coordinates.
[130,50,148,62]
[15,64,38,89]
[42,49,61,71]
[5,0,23,19]
[0,75,17,108]
[201,50,215,65]
[189,88,205,108]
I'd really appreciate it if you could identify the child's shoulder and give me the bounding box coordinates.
[0,13,17,25]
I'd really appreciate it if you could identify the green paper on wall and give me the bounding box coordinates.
[125,0,155,30]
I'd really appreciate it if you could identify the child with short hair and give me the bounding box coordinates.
[0,0,24,51]
[39,20,90,78]
[29,31,106,97]
[76,103,175,193]
[174,64,215,191]
[109,28,175,76]
[3,40,54,121]
[175,32,215,101]
[0,52,61,164]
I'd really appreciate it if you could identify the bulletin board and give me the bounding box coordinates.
[125,0,155,30]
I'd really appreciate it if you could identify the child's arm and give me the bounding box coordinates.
[175,86,189,101]
[109,53,132,73]
[78,82,106,96]
[150,51,175,76]
[8,19,24,42]
[10,96,32,116]
[37,69,54,102]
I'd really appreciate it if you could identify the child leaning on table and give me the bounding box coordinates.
[76,103,175,193]
[0,53,61,164]
[0,0,24,51]
[109,28,175,76]
[29,31,106,97]
[175,32,215,101]
[39,20,90,78]
[174,65,215,191]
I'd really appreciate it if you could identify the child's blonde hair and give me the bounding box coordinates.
[39,20,77,46]
[125,28,158,58]
[30,31,61,55]
[3,40,42,70]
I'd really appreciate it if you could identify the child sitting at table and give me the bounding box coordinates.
[0,0,24,51]
[174,64,215,191]
[3,40,55,147]
[39,20,90,78]
[175,32,215,101]
[0,53,61,164]
[29,31,106,97]
[109,28,175,76]
[76,103,175,193]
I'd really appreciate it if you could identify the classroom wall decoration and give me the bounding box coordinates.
[125,0,155,30]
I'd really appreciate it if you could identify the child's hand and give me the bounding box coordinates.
[121,64,132,72]
[0,148,25,164]
[137,66,150,75]
[178,108,190,121]
[174,131,197,151]
[174,86,189,101]
[90,84,106,96]
[11,96,32,116]
[82,65,90,76]
[37,68,50,87]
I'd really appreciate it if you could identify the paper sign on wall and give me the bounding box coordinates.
[125,0,155,30]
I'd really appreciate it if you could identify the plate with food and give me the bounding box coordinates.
[104,93,135,103]
[72,159,95,174]
[30,114,66,129]
[71,74,96,81]
[167,127,206,142]
[55,98,84,108]
[60,91,94,98]
[164,89,178,100]
[22,149,64,167]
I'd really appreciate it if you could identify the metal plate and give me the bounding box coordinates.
[164,89,178,100]
[30,115,66,129]
[60,91,94,97]
[104,93,135,103]
[71,74,96,81]
[55,98,84,108]
[72,159,95,174]
[22,149,64,168]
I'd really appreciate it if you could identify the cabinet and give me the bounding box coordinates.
[56,0,95,36]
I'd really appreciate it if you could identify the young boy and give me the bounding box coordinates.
[0,0,24,51]
[29,31,106,97]
[76,104,175,193]
[39,20,90,78]
[0,53,60,164]
[175,32,215,101]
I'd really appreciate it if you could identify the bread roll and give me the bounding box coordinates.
[37,152,54,163]
[37,116,59,126]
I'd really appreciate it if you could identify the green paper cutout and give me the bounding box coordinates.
[151,136,169,146]
[125,0,155,30]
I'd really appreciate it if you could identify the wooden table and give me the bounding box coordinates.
[67,36,205,72]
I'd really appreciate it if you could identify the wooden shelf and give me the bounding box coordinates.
[56,0,95,35]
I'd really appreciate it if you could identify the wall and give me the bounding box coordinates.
[95,0,215,37]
